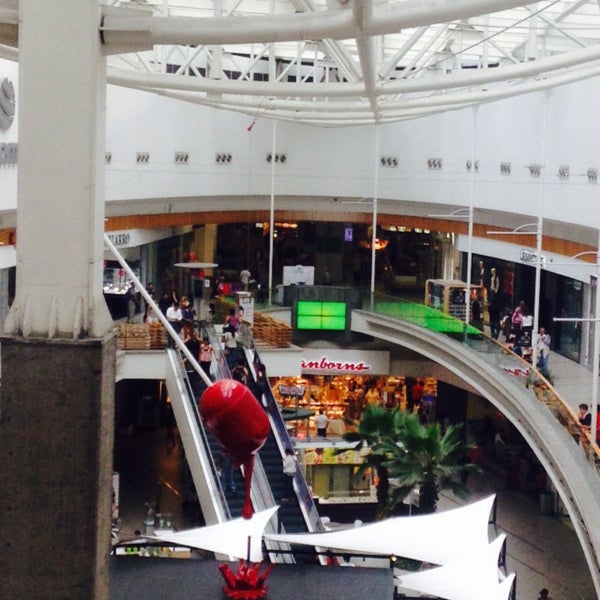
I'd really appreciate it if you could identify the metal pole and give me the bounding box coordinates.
[531,93,548,371]
[592,229,600,443]
[370,126,380,311]
[268,120,276,306]
[464,107,478,332]
[103,234,212,388]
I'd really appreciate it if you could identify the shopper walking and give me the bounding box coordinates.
[281,447,298,502]
[199,337,214,379]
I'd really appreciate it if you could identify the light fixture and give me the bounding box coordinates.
[135,151,150,163]
[527,163,542,177]
[175,151,189,164]
[500,162,511,175]
[380,156,398,167]
[215,153,232,164]
[588,168,598,183]
[466,159,479,172]
[427,158,442,170]
[557,165,569,180]
[105,152,112,164]
[266,152,287,164]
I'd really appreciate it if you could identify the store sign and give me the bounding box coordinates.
[107,232,131,246]
[520,249,545,266]
[283,264,314,286]
[0,142,17,165]
[278,385,305,397]
[301,349,390,375]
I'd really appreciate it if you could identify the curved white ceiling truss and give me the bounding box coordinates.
[97,0,600,125]
[2,0,600,125]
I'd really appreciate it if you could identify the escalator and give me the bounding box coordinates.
[106,240,316,561]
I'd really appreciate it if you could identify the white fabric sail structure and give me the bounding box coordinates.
[264,495,496,566]
[396,534,515,600]
[147,506,279,563]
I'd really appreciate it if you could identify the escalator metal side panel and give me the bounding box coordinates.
[243,347,325,537]
[164,348,230,526]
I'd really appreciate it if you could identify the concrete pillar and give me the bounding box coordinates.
[193,224,217,276]
[4,0,112,339]
[0,336,116,598]
[0,2,116,598]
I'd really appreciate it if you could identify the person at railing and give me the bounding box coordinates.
[511,300,526,338]
[536,327,551,373]
[578,403,592,430]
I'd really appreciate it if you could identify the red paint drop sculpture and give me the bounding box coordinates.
[200,379,270,519]
[218,559,274,599]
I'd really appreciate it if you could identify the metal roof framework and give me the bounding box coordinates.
[97,0,600,126]
[0,1,599,125]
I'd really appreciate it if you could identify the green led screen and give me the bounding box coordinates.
[296,301,347,330]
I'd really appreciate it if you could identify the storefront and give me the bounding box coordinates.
[464,252,584,362]
[271,372,438,439]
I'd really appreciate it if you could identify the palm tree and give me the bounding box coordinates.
[343,404,404,518]
[380,412,477,514]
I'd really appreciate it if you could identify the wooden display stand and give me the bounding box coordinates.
[425,279,485,321]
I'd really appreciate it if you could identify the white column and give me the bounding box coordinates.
[5,0,112,339]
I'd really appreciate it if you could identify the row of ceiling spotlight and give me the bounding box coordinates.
[104,152,598,182]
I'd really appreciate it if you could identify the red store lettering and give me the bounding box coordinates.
[301,357,371,372]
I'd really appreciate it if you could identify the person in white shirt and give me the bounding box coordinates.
[315,410,329,437]
[165,301,183,339]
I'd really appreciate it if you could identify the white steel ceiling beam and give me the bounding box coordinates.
[100,0,540,51]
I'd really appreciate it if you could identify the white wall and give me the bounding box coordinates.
[0,54,599,242]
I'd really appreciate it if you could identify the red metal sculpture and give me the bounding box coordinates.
[200,378,270,519]
[218,560,274,599]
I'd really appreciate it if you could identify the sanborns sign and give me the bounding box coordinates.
[301,349,390,375]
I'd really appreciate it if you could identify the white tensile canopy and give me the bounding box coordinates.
[264,495,496,566]
[143,497,516,600]
[396,534,515,600]
[148,506,278,563]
